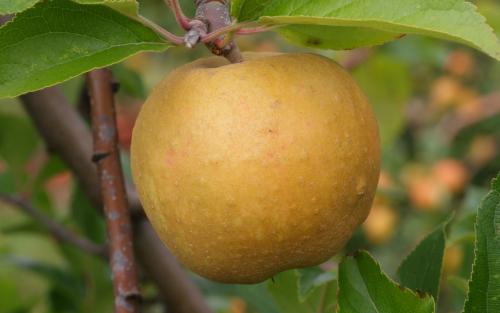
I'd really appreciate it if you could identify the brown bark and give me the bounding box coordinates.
[134,219,212,313]
[86,69,141,313]
[20,87,212,313]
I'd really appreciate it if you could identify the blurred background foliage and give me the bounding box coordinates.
[0,0,499,312]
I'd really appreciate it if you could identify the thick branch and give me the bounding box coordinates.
[21,89,102,206]
[0,193,107,259]
[20,87,212,313]
[87,69,141,313]
[134,219,212,313]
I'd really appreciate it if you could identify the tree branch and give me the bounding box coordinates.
[20,87,212,313]
[21,89,102,207]
[0,193,108,259]
[134,219,212,313]
[86,69,141,313]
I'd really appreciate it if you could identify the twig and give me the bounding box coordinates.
[138,15,184,45]
[165,0,191,30]
[200,22,257,43]
[0,193,108,259]
[20,87,212,313]
[86,68,141,313]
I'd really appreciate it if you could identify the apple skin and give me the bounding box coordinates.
[131,52,380,283]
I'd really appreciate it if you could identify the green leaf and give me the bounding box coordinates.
[0,168,16,194]
[478,0,500,36]
[269,269,337,313]
[352,54,411,148]
[7,257,83,312]
[275,25,399,50]
[196,279,281,313]
[0,0,170,99]
[0,0,139,15]
[397,223,447,301]
[76,0,139,16]
[70,185,106,244]
[0,0,39,14]
[0,278,34,313]
[463,173,500,313]
[297,267,336,301]
[0,113,38,170]
[232,0,500,60]
[448,212,476,245]
[338,251,435,313]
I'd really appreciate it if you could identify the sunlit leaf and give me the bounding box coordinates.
[232,0,500,60]
[0,0,169,99]
[0,0,39,14]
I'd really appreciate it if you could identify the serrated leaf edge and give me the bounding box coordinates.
[462,173,500,313]
[338,250,435,313]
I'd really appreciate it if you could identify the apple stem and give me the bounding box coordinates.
[193,0,244,63]
[152,0,274,59]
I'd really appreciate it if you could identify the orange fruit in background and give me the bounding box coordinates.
[131,53,380,283]
[431,159,469,194]
[229,298,247,313]
[116,102,141,150]
[408,175,447,211]
[363,203,398,244]
[430,76,462,109]
[468,136,498,167]
[445,50,475,77]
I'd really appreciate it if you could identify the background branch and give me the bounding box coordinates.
[0,193,108,259]
[20,87,212,313]
[86,68,141,313]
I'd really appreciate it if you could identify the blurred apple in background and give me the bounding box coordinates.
[445,50,475,78]
[363,202,398,245]
[432,159,469,194]
[468,135,498,167]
